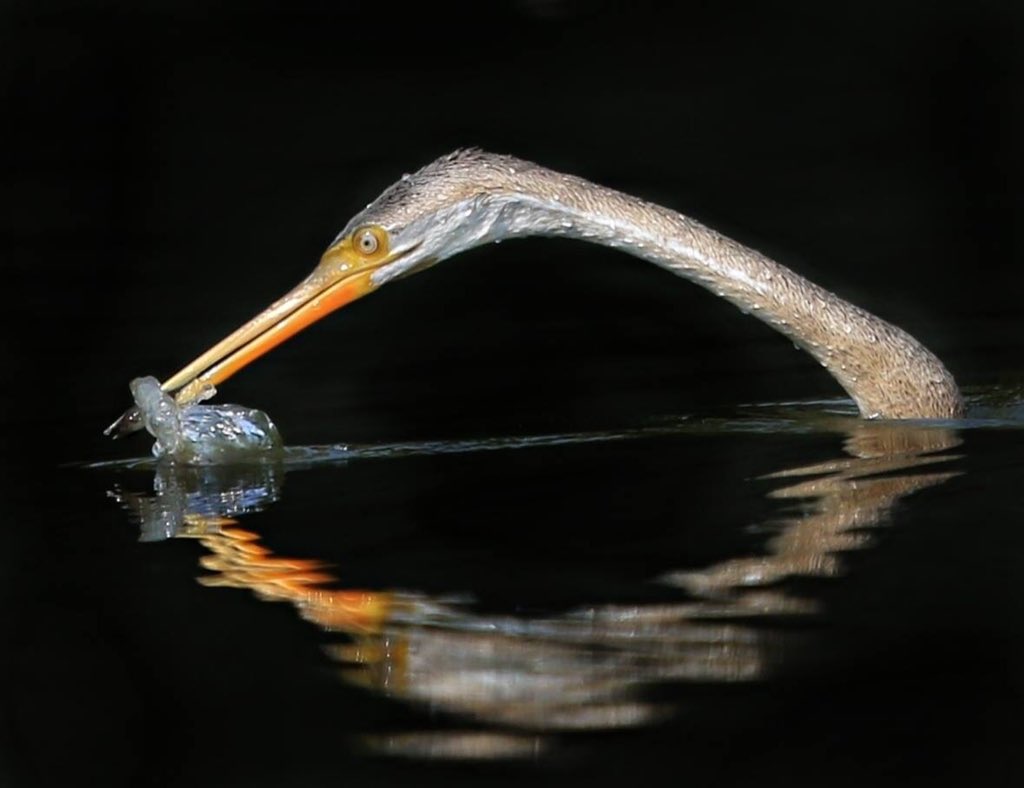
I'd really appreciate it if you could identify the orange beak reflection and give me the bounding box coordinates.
[105,237,389,437]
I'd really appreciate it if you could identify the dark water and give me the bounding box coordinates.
[13,402,1024,787]
[4,2,1024,786]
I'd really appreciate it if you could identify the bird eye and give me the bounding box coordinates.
[355,227,382,256]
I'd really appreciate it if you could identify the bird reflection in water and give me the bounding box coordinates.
[110,418,960,760]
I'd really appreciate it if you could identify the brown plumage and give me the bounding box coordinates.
[345,149,964,419]
[107,149,964,442]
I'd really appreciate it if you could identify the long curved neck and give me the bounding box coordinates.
[495,168,963,419]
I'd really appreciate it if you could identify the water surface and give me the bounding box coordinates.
[10,391,1019,786]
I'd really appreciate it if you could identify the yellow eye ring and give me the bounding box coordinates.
[354,226,388,259]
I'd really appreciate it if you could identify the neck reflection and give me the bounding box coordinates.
[111,420,961,760]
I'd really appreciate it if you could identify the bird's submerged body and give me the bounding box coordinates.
[107,149,963,441]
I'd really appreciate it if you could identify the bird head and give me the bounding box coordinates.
[106,150,546,436]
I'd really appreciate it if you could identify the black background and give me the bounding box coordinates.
[4,0,1022,454]
[2,1,1022,786]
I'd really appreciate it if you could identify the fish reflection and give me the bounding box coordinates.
[110,419,960,760]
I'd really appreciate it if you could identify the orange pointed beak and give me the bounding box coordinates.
[105,236,392,437]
